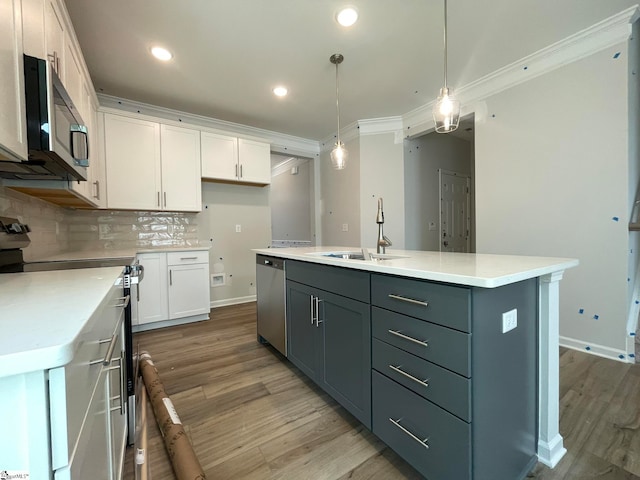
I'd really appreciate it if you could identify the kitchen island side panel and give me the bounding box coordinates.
[471,278,538,480]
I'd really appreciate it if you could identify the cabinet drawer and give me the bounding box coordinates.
[373,339,470,421]
[372,307,470,377]
[167,250,208,265]
[372,371,471,480]
[286,260,369,303]
[371,274,470,332]
[49,283,125,469]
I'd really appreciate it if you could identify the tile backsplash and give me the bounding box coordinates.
[0,184,200,260]
[67,210,200,251]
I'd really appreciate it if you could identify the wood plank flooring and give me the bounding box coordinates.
[123,303,640,480]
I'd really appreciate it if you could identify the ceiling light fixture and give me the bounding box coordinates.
[336,7,358,27]
[151,46,173,61]
[273,86,288,97]
[329,53,347,170]
[432,0,460,133]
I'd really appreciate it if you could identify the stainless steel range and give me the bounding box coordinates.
[0,215,143,445]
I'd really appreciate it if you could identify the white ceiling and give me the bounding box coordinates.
[64,0,638,141]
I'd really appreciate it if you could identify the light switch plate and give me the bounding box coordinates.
[502,308,518,333]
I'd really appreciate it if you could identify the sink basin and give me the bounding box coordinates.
[322,252,366,260]
[308,251,409,261]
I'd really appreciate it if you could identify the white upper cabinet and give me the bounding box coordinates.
[238,138,271,184]
[64,41,84,114]
[201,132,270,185]
[104,113,202,212]
[104,114,161,210]
[0,0,28,162]
[45,0,65,80]
[22,0,46,59]
[160,124,202,211]
[200,132,238,181]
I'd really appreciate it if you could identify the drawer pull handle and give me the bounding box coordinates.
[388,294,429,307]
[387,329,429,347]
[102,333,119,366]
[389,418,429,449]
[180,256,198,260]
[115,295,130,308]
[389,365,429,387]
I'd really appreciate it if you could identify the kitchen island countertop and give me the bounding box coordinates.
[253,246,578,288]
[0,267,124,377]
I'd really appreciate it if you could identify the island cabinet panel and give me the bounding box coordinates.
[286,260,371,427]
[371,273,538,480]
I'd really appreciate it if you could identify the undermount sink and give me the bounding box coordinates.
[308,251,409,261]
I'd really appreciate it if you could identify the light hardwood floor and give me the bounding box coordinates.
[123,303,640,480]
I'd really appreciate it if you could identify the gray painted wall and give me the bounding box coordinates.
[200,182,271,306]
[474,43,632,356]
[404,133,472,251]
[271,159,314,243]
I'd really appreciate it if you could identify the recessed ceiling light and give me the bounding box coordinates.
[151,46,173,61]
[273,86,288,97]
[336,6,358,27]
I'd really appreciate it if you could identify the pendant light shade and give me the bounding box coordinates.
[330,53,347,170]
[433,0,460,133]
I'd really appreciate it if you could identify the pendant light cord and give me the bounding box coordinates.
[335,61,341,143]
[443,0,448,89]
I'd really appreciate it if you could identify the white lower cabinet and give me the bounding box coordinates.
[0,273,127,480]
[168,252,211,319]
[136,250,210,329]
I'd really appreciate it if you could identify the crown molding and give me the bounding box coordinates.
[358,117,403,136]
[97,94,320,158]
[319,121,360,153]
[403,5,640,138]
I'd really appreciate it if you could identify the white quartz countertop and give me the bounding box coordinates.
[253,246,579,288]
[0,267,124,377]
[29,246,209,263]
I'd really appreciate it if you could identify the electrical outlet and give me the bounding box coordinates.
[342,223,349,232]
[502,309,517,333]
[235,224,241,233]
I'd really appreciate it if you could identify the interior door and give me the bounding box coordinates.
[439,170,470,252]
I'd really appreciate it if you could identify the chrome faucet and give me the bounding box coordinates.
[376,197,392,254]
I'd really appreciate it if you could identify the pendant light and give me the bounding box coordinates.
[330,53,348,170]
[433,0,460,133]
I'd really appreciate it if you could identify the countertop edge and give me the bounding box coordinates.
[253,247,579,288]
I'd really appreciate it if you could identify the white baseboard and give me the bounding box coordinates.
[559,336,634,363]
[211,295,257,309]
[133,313,210,333]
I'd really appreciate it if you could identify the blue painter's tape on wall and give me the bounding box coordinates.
[635,300,639,305]
[630,353,636,358]
[613,52,621,59]
[579,308,584,314]
[631,332,636,336]
[593,314,599,320]
[619,354,625,359]
[586,346,592,351]
[613,216,620,221]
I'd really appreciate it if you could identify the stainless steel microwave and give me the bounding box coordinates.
[0,55,88,181]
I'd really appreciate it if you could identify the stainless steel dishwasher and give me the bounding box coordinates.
[256,254,287,356]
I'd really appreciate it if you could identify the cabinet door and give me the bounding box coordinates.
[137,253,169,325]
[320,290,371,427]
[0,0,28,161]
[64,41,83,115]
[54,370,110,480]
[168,263,210,319]
[22,0,46,59]
[160,124,202,212]
[104,114,161,210]
[238,138,271,184]
[200,131,238,181]
[45,0,65,79]
[91,110,107,207]
[286,281,320,381]
[107,321,127,480]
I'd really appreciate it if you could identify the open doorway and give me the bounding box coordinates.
[404,115,475,252]
[270,153,316,247]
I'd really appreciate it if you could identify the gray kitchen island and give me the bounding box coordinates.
[253,246,578,480]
